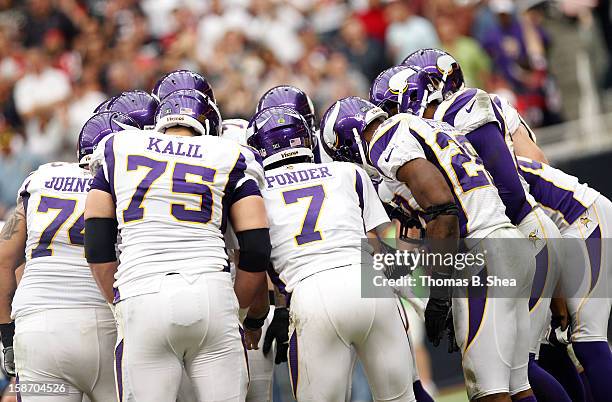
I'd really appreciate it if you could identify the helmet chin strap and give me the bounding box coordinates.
[352,128,379,179]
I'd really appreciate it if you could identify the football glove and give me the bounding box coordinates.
[425,297,451,348]
[263,307,289,364]
[446,308,459,353]
[1,347,15,377]
[546,315,571,348]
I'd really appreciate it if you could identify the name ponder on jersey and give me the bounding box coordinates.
[265,165,333,189]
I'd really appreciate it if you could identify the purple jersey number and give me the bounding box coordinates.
[282,185,325,245]
[171,163,216,224]
[123,155,218,224]
[123,155,168,222]
[435,132,492,192]
[31,196,85,258]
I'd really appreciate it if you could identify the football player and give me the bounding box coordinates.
[84,89,268,402]
[256,85,333,163]
[106,90,159,129]
[518,157,612,402]
[383,54,570,401]
[248,105,417,402]
[220,116,283,402]
[321,97,537,402]
[0,111,135,401]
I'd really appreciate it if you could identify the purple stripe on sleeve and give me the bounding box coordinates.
[104,136,117,203]
[369,123,400,171]
[230,179,261,205]
[289,331,299,398]
[529,245,549,311]
[466,122,532,225]
[440,88,478,126]
[115,340,124,402]
[221,153,247,233]
[586,226,602,293]
[241,145,263,167]
[519,165,587,224]
[355,169,364,213]
[91,167,112,194]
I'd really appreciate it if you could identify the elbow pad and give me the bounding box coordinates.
[236,228,271,273]
[85,218,118,263]
[424,203,459,222]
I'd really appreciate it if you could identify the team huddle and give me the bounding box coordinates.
[0,48,610,402]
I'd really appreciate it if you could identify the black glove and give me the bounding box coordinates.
[546,315,571,348]
[0,322,15,377]
[263,307,289,364]
[425,297,451,347]
[446,307,459,353]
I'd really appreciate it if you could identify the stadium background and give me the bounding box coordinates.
[0,0,611,401]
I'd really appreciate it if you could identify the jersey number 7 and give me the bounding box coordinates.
[282,185,325,246]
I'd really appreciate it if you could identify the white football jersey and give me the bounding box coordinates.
[262,161,389,292]
[92,130,264,300]
[368,114,511,239]
[11,162,106,319]
[517,157,599,227]
[434,88,539,212]
[221,118,249,145]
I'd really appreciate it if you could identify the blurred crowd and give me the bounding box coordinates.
[0,0,607,218]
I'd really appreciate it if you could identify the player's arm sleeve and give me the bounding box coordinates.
[368,119,426,181]
[89,135,114,195]
[465,122,530,225]
[228,146,265,205]
[516,157,543,188]
[355,167,390,232]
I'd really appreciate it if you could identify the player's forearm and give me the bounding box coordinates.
[89,262,118,304]
[248,278,270,319]
[0,266,17,323]
[234,270,268,309]
[426,215,459,282]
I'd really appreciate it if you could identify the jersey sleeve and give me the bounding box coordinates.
[355,166,390,232]
[492,94,521,135]
[89,135,116,195]
[16,171,36,211]
[369,117,427,181]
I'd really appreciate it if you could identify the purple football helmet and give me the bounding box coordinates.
[394,66,445,116]
[319,97,387,175]
[107,90,159,128]
[256,86,316,130]
[152,70,215,102]
[246,106,313,168]
[370,65,420,114]
[78,111,138,165]
[401,48,464,101]
[154,89,221,136]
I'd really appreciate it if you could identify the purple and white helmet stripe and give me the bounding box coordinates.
[401,48,465,101]
[319,97,386,177]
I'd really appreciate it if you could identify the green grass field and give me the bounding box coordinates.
[437,387,469,402]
